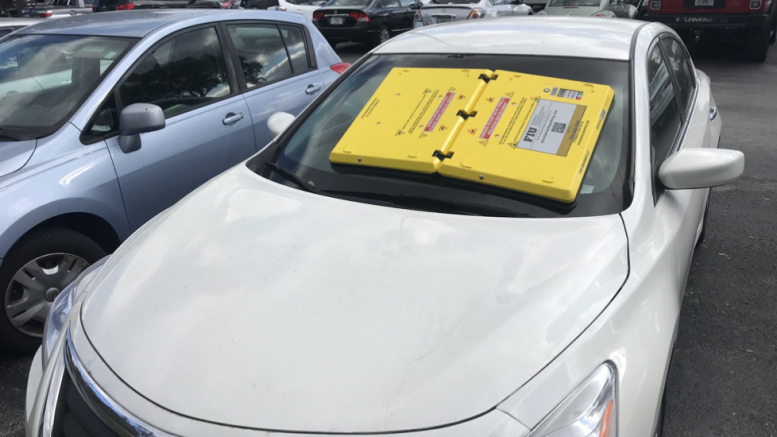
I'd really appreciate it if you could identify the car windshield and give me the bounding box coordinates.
[548,0,600,6]
[430,0,479,4]
[253,54,632,218]
[325,0,370,6]
[0,35,133,141]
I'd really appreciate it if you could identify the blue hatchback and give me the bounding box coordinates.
[0,10,346,351]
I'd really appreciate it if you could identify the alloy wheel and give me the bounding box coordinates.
[380,28,390,44]
[4,253,89,337]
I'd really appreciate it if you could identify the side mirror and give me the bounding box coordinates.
[268,112,295,137]
[117,103,165,153]
[658,148,744,190]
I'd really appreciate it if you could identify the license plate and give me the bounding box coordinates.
[694,0,714,6]
[436,16,452,23]
[330,16,344,24]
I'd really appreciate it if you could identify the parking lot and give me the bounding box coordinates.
[1,37,776,437]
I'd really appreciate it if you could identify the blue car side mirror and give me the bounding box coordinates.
[118,103,166,154]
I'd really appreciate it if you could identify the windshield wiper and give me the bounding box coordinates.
[264,162,323,194]
[323,191,532,217]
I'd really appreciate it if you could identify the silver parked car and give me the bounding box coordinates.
[0,17,39,34]
[0,9,346,351]
[416,0,532,27]
[543,0,637,17]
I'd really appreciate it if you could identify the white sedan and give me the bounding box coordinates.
[27,17,743,437]
[416,0,532,27]
[543,0,637,17]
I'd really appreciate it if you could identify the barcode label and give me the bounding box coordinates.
[557,89,583,100]
[551,122,567,134]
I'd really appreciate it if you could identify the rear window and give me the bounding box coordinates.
[251,54,633,218]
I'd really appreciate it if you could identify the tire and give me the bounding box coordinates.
[654,344,677,437]
[696,189,711,247]
[372,25,391,47]
[655,380,668,437]
[0,228,106,353]
[770,17,777,44]
[745,26,770,62]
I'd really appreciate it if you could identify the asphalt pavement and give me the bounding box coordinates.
[1,40,775,437]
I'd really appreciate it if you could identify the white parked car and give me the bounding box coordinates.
[543,0,637,18]
[416,0,532,27]
[271,0,328,20]
[27,17,743,437]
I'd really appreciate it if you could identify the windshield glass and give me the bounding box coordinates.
[548,0,600,6]
[0,35,133,141]
[253,54,632,218]
[325,0,371,6]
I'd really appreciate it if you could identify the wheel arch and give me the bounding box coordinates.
[0,199,131,262]
[19,213,122,255]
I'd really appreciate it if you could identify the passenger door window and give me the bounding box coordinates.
[226,24,295,89]
[118,27,231,119]
[648,44,683,193]
[660,37,695,115]
[279,25,311,75]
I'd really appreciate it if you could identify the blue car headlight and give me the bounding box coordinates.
[41,257,109,366]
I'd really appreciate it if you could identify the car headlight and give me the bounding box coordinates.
[526,362,617,437]
[41,257,109,365]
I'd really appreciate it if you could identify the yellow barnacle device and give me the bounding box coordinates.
[438,70,615,203]
[329,68,492,173]
[329,68,614,203]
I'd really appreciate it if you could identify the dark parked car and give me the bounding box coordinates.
[92,0,237,10]
[102,0,236,9]
[0,0,34,16]
[313,0,419,47]
[91,0,191,11]
[23,0,92,17]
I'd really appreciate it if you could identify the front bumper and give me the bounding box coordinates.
[643,12,770,29]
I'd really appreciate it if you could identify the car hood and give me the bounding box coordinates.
[544,5,601,15]
[0,140,35,179]
[81,165,628,433]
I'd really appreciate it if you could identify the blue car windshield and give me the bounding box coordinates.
[0,35,133,141]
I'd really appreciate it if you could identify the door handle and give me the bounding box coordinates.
[306,84,322,95]
[709,106,718,120]
[223,112,244,125]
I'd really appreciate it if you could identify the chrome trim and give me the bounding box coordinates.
[41,351,66,437]
[64,329,173,437]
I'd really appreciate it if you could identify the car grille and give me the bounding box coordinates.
[53,372,121,437]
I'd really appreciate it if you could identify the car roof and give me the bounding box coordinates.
[12,10,302,38]
[375,17,647,61]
